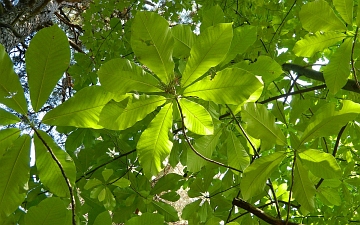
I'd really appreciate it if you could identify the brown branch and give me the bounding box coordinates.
[0,21,22,38]
[232,198,303,225]
[175,98,242,173]
[33,128,76,225]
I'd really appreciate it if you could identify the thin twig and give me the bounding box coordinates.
[268,179,281,219]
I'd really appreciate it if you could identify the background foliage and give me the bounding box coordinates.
[1,0,360,224]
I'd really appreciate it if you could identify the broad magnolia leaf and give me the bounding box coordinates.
[240,151,286,200]
[0,44,27,114]
[0,128,21,156]
[299,149,341,179]
[26,25,70,112]
[234,56,283,83]
[93,211,112,225]
[226,131,250,173]
[299,100,360,146]
[181,23,233,87]
[333,0,353,25]
[172,25,196,58]
[98,58,162,94]
[34,130,76,197]
[179,98,214,135]
[99,94,166,130]
[183,68,263,105]
[125,212,164,225]
[220,26,257,67]
[24,197,68,225]
[293,32,346,57]
[242,103,287,146]
[0,135,30,217]
[317,187,341,206]
[0,108,20,125]
[299,0,346,32]
[293,158,316,212]
[131,11,174,84]
[137,103,173,177]
[43,86,120,129]
[200,5,225,31]
[323,38,352,94]
[152,201,179,222]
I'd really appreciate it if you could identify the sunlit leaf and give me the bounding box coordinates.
[181,23,233,87]
[240,152,286,200]
[333,0,353,25]
[183,68,263,105]
[137,103,173,177]
[131,11,174,84]
[172,25,196,58]
[26,25,70,112]
[0,135,30,217]
[323,38,352,94]
[0,128,21,156]
[98,58,162,94]
[34,130,76,197]
[299,149,341,179]
[0,108,20,125]
[317,187,341,206]
[0,44,27,114]
[299,0,346,32]
[226,131,250,173]
[179,98,214,135]
[200,5,225,31]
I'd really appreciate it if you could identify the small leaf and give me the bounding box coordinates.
[125,212,164,225]
[172,25,196,58]
[102,168,113,182]
[293,32,346,57]
[99,94,166,130]
[299,149,341,179]
[137,103,173,177]
[112,178,131,188]
[131,11,174,84]
[34,130,76,197]
[240,152,287,200]
[26,25,70,112]
[43,86,120,129]
[0,44,27,114]
[179,98,214,135]
[24,198,68,225]
[0,108,20,125]
[200,5,225,31]
[323,38,352,94]
[181,23,233,87]
[227,131,250,173]
[299,0,346,32]
[242,103,287,146]
[293,158,316,212]
[152,201,179,222]
[333,0,353,25]
[0,135,30,217]
[183,67,263,105]
[84,178,102,190]
[98,58,162,94]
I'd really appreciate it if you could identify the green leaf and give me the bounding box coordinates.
[98,58,162,94]
[333,0,353,25]
[181,23,233,87]
[103,187,116,210]
[183,67,263,105]
[34,130,76,197]
[323,38,352,94]
[84,178,102,190]
[151,173,184,194]
[200,5,225,31]
[99,94,166,130]
[0,108,20,125]
[112,178,131,188]
[299,100,360,146]
[182,199,201,220]
[220,26,257,67]
[317,187,341,206]
[299,149,341,179]
[172,25,196,58]
[293,158,316,212]
[0,44,27,114]
[26,25,70,112]
[131,11,174,84]
[125,212,164,225]
[152,201,179,222]
[93,211,112,225]
[24,198,68,225]
[137,103,173,177]
[43,86,120,129]
[227,131,250,173]
[234,56,283,83]
[0,128,21,156]
[240,152,287,200]
[293,32,346,57]
[0,135,30,217]
[242,103,287,146]
[299,0,346,32]
[179,98,214,135]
